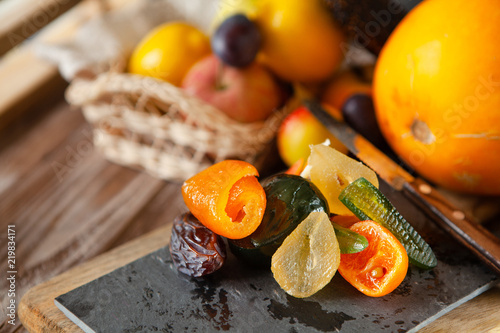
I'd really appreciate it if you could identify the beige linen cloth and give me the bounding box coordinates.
[35,0,220,81]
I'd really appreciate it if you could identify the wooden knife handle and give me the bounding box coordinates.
[403,177,500,275]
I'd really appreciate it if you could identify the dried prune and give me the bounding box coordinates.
[170,212,227,277]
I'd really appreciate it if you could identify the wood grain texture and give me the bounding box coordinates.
[0,0,83,56]
[0,0,86,130]
[421,286,500,333]
[0,0,137,131]
[0,97,184,332]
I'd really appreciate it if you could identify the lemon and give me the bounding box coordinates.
[128,22,211,86]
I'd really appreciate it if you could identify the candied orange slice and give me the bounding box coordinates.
[338,220,409,297]
[182,160,266,239]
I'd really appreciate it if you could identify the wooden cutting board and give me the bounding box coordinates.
[19,210,500,333]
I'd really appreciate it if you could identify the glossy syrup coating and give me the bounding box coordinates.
[271,211,340,298]
[170,212,227,277]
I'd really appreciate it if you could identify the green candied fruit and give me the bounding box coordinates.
[339,177,437,269]
[229,174,328,265]
[332,222,368,254]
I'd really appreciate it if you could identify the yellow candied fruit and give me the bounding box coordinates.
[302,143,379,215]
[271,211,340,298]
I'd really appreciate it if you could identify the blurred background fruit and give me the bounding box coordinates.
[320,68,389,151]
[211,14,262,68]
[321,0,410,55]
[128,22,211,86]
[236,0,346,83]
[321,69,372,114]
[341,94,389,151]
[277,105,347,167]
[211,0,261,29]
[257,0,345,83]
[374,0,500,195]
[182,54,284,123]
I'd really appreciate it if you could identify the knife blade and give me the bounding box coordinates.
[304,99,500,275]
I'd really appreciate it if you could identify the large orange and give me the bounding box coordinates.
[373,0,500,195]
[254,0,345,83]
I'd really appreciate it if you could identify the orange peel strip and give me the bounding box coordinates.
[182,160,266,239]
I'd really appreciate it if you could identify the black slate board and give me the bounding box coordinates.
[55,183,498,333]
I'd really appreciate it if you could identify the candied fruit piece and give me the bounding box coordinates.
[271,211,340,298]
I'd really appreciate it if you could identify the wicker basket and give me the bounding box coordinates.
[65,71,291,182]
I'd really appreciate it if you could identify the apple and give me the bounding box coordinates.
[277,105,348,167]
[181,54,284,123]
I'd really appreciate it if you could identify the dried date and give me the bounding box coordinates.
[170,212,227,277]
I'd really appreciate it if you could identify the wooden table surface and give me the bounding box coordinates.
[0,88,187,332]
[2,89,500,333]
